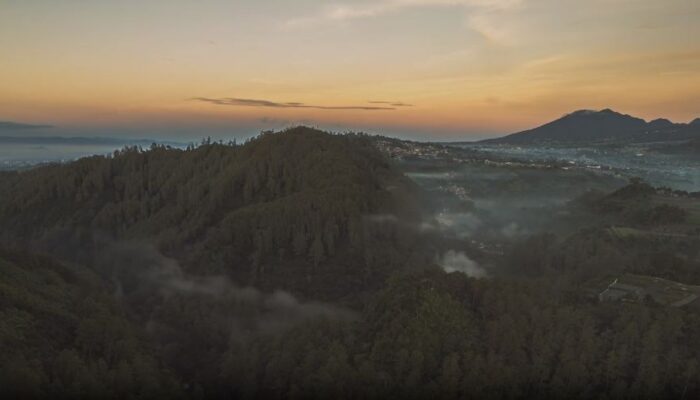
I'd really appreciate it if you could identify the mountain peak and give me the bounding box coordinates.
[568,109,599,116]
[482,108,648,144]
[648,118,674,129]
[566,108,627,118]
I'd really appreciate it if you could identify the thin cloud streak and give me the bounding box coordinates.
[283,0,524,42]
[369,100,415,107]
[192,97,398,111]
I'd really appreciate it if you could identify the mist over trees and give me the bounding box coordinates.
[1,127,700,399]
[0,128,429,298]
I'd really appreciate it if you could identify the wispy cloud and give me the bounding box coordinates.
[192,97,399,111]
[286,1,520,24]
[466,13,512,44]
[368,100,414,107]
[283,0,524,44]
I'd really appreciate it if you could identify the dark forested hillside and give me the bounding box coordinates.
[219,267,700,399]
[3,127,700,399]
[0,127,427,298]
[0,247,182,398]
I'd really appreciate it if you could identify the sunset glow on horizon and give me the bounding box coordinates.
[1,0,699,140]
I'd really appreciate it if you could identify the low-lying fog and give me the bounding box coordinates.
[408,162,625,239]
[0,143,133,169]
[463,143,700,192]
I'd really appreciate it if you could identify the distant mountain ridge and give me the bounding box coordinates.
[0,135,183,148]
[480,109,700,145]
[0,121,53,130]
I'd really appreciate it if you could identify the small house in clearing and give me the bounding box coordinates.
[598,278,647,303]
[598,274,700,307]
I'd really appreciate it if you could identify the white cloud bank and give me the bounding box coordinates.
[438,250,487,277]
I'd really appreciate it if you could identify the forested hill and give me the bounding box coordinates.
[0,127,427,297]
[0,247,182,398]
[5,127,700,398]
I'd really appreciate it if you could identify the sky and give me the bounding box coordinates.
[1,0,699,141]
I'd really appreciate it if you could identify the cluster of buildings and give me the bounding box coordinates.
[374,138,451,160]
[598,275,700,308]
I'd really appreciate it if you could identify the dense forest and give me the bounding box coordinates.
[0,247,182,398]
[0,128,430,299]
[2,127,700,399]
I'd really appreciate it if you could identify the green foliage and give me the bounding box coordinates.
[215,268,700,399]
[590,179,688,227]
[0,248,182,398]
[2,129,700,398]
[0,128,425,296]
[622,203,688,226]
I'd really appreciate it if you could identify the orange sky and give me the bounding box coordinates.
[1,0,699,140]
